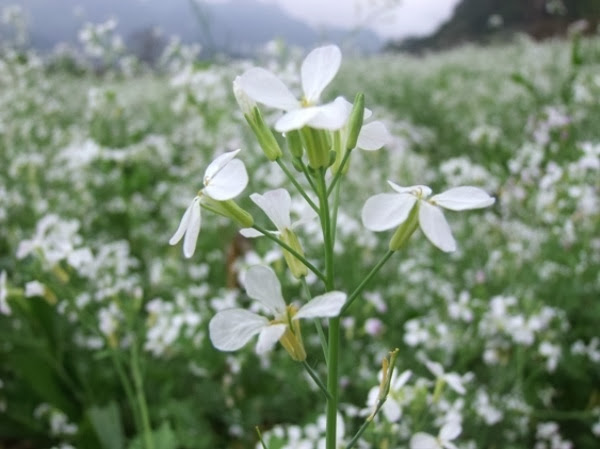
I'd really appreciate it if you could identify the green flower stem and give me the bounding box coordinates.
[111,350,144,435]
[301,277,328,364]
[341,249,395,315]
[299,158,318,192]
[302,361,333,401]
[130,341,154,449]
[331,180,341,245]
[252,224,326,283]
[276,158,319,213]
[316,168,339,449]
[327,149,352,197]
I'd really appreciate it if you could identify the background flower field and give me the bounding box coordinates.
[0,18,599,449]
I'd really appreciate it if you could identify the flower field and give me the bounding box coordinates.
[0,19,599,449]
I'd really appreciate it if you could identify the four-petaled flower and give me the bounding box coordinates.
[237,45,350,132]
[410,421,462,449]
[362,182,495,252]
[169,149,248,258]
[209,265,346,361]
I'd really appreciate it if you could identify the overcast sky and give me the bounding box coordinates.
[210,0,462,39]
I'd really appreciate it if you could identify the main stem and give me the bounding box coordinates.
[317,169,339,449]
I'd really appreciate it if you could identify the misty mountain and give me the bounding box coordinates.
[1,0,382,55]
[390,0,600,52]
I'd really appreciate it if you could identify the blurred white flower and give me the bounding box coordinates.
[0,271,10,315]
[169,149,248,258]
[237,45,350,132]
[209,265,345,360]
[425,360,466,395]
[362,182,495,252]
[366,369,412,422]
[410,421,461,449]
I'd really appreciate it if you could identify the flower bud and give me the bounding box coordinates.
[234,77,282,161]
[202,198,254,227]
[346,93,365,151]
[286,129,304,158]
[280,228,308,278]
[388,203,419,251]
[302,127,330,169]
[278,305,307,361]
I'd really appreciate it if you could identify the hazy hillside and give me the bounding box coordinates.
[0,0,382,55]
[391,0,600,52]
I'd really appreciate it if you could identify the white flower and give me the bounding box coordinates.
[425,360,466,395]
[237,45,350,132]
[169,149,248,258]
[209,265,346,359]
[410,421,462,449]
[362,182,495,252]
[240,188,316,238]
[0,271,10,316]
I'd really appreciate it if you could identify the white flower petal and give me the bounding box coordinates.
[244,265,286,315]
[275,107,320,132]
[431,186,495,211]
[256,323,287,354]
[362,193,417,232]
[301,45,341,103]
[388,181,432,197]
[203,158,248,201]
[204,149,241,182]
[250,189,292,231]
[183,198,201,258]
[425,360,445,378]
[410,432,441,449]
[418,201,457,253]
[209,309,268,351]
[443,373,466,395]
[294,291,346,320]
[357,121,392,151]
[382,400,402,422]
[393,369,412,390]
[440,421,462,441]
[239,228,265,238]
[238,67,299,110]
[442,442,458,449]
[169,198,194,245]
[307,97,351,131]
[291,206,318,229]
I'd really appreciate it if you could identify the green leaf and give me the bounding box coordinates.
[88,402,125,449]
[128,422,178,449]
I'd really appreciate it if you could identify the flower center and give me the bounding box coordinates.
[301,96,314,108]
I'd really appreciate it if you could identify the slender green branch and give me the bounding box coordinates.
[331,180,341,245]
[130,342,154,449]
[276,158,319,212]
[111,350,143,435]
[341,250,395,314]
[302,361,333,401]
[252,224,326,282]
[299,158,318,192]
[327,149,352,197]
[301,277,328,364]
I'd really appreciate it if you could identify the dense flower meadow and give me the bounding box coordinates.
[0,11,599,449]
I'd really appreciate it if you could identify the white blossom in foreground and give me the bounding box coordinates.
[169,149,248,258]
[362,181,495,252]
[209,265,346,361]
[410,421,462,449]
[237,45,350,132]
